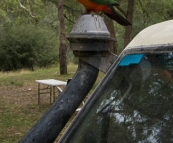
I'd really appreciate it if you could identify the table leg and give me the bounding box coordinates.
[53,86,55,103]
[50,86,52,104]
[38,83,40,104]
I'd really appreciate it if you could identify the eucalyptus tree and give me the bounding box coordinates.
[133,0,173,37]
[0,0,59,71]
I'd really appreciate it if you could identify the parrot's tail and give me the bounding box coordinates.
[105,5,131,26]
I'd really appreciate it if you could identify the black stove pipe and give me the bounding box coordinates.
[20,60,99,143]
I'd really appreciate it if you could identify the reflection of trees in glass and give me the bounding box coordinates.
[97,53,173,143]
[68,53,173,143]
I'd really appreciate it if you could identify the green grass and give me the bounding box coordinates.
[0,102,50,142]
[0,63,105,143]
[0,63,78,87]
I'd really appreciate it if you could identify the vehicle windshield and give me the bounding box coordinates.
[63,52,173,143]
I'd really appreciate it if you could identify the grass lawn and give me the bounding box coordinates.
[0,63,104,143]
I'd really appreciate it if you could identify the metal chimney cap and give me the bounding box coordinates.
[69,14,110,39]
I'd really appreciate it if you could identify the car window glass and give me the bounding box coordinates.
[66,53,173,143]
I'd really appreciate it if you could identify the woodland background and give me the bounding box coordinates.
[0,1,173,142]
[0,0,173,73]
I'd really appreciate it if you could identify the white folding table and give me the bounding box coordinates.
[35,79,67,104]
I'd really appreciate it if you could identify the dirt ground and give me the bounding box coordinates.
[0,82,67,105]
[0,84,38,105]
[0,83,69,142]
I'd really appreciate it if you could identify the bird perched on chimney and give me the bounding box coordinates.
[77,0,131,26]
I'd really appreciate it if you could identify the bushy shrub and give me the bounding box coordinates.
[0,24,58,71]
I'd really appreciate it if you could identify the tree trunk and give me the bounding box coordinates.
[104,15,118,54]
[58,0,67,74]
[124,0,135,47]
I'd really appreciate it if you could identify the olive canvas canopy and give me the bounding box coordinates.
[125,20,173,50]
